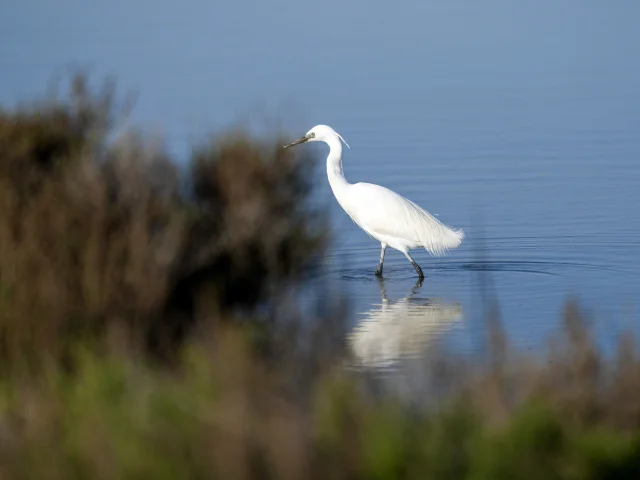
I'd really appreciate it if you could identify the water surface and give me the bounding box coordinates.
[2,0,639,366]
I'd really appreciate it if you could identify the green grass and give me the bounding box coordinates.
[0,329,639,479]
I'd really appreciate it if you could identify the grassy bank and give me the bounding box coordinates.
[0,73,639,479]
[1,311,639,479]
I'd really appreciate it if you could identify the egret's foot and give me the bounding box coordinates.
[375,267,383,277]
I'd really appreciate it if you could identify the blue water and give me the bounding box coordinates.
[3,0,639,365]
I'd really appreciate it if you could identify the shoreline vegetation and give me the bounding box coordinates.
[0,74,639,479]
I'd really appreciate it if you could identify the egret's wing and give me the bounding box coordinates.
[348,183,464,256]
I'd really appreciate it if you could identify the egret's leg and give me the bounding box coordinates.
[403,252,424,280]
[375,243,387,276]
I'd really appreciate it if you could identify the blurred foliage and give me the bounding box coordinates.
[1,72,639,478]
[0,73,327,371]
[0,318,639,479]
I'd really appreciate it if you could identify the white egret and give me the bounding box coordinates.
[283,125,464,279]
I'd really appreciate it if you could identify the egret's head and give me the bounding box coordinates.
[283,124,350,149]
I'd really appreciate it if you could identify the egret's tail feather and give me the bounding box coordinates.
[406,199,464,256]
[422,225,464,257]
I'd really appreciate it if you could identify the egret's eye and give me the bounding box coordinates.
[309,132,315,138]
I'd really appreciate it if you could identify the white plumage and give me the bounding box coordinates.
[343,183,464,256]
[283,125,464,279]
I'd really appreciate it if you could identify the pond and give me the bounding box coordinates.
[3,0,639,368]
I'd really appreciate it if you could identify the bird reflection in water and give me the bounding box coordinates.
[348,278,463,369]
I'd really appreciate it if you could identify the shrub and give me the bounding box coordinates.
[0,73,327,371]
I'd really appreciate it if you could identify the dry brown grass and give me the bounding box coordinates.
[443,300,640,434]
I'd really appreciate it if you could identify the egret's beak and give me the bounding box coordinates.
[283,134,310,149]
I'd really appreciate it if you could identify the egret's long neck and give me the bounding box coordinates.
[326,136,350,196]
